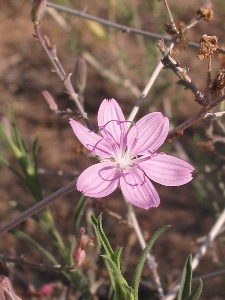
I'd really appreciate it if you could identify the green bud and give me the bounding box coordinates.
[31,0,46,26]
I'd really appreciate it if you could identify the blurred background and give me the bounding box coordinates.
[0,0,225,298]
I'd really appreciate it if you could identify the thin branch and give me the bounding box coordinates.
[0,255,74,272]
[192,268,225,283]
[167,95,225,141]
[0,180,76,235]
[33,25,93,130]
[127,43,175,122]
[204,111,225,119]
[163,0,178,34]
[41,1,225,54]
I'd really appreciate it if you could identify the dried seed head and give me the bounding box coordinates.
[164,21,189,50]
[211,69,225,95]
[164,22,177,36]
[196,8,213,22]
[197,34,220,60]
[177,21,188,49]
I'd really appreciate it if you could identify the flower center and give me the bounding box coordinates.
[114,149,133,171]
[100,119,137,171]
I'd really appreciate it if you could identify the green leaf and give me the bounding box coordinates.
[102,254,131,299]
[131,225,171,299]
[185,280,203,300]
[91,215,114,256]
[115,247,123,270]
[91,215,116,289]
[178,255,192,300]
[7,107,25,154]
[32,135,40,175]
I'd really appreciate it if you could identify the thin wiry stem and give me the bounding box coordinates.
[163,0,178,34]
[34,24,93,130]
[158,45,204,104]
[127,43,175,123]
[167,94,225,141]
[42,1,225,54]
[192,269,225,283]
[0,255,74,271]
[0,181,76,235]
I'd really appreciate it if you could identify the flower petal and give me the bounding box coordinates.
[77,162,120,198]
[120,167,160,209]
[70,119,113,158]
[139,153,194,186]
[127,112,169,156]
[98,99,126,144]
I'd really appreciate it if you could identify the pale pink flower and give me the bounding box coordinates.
[0,276,22,300]
[70,99,194,209]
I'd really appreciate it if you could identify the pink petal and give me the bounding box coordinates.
[127,113,169,156]
[97,99,126,144]
[77,162,120,198]
[120,167,160,209]
[70,119,113,158]
[139,153,194,186]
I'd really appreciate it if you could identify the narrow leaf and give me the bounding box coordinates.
[91,215,116,289]
[131,225,171,298]
[178,255,192,300]
[91,215,114,256]
[185,280,203,300]
[115,247,123,270]
[102,254,130,298]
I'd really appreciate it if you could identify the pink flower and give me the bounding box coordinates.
[70,99,194,209]
[0,276,22,300]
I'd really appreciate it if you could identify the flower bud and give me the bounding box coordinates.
[0,276,22,300]
[42,91,58,111]
[31,0,46,26]
[72,228,86,269]
[72,228,94,269]
[74,58,87,94]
